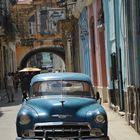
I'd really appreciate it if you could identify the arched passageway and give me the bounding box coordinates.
[19,46,65,69]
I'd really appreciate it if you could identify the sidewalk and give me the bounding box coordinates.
[103,103,140,140]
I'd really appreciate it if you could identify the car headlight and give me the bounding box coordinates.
[95,114,105,123]
[90,128,104,137]
[22,129,35,138]
[19,115,31,125]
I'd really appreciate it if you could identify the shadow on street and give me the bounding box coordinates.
[0,88,22,108]
[0,110,4,117]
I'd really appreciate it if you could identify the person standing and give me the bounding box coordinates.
[13,72,20,93]
[4,73,10,102]
[6,72,15,102]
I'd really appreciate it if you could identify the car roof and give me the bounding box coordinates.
[31,72,92,86]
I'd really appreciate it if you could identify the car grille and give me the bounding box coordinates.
[34,122,91,139]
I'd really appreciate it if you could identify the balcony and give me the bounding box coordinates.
[0,0,18,37]
[0,14,18,40]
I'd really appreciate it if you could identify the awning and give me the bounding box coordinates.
[19,67,41,72]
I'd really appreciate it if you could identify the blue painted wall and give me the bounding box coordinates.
[103,0,115,89]
[79,7,91,77]
[114,0,126,110]
[103,0,126,110]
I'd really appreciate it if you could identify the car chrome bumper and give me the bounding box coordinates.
[16,138,42,140]
[16,136,109,140]
[83,136,110,140]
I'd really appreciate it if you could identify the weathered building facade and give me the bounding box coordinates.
[13,0,66,70]
[72,0,108,102]
[0,0,17,89]
[124,0,140,134]
[1,0,140,134]
[72,0,140,134]
[103,0,126,111]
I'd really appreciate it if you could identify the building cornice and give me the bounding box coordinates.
[72,0,93,18]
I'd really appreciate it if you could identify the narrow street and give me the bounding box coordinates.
[1,0,140,140]
[103,104,140,140]
[0,89,140,140]
[0,90,22,140]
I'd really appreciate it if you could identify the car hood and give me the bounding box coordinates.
[26,96,101,122]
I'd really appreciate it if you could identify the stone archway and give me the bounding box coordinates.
[19,46,65,69]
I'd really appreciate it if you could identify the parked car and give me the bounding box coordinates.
[16,72,109,140]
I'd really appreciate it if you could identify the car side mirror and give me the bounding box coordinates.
[96,92,101,104]
[23,98,28,102]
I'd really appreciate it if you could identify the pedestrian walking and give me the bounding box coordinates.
[20,72,31,101]
[6,72,15,102]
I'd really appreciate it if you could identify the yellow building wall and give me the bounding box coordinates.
[16,45,30,68]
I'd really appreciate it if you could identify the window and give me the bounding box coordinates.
[32,80,94,98]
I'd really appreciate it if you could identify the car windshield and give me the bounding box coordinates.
[32,80,94,98]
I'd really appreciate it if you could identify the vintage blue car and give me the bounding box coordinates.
[16,72,109,140]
